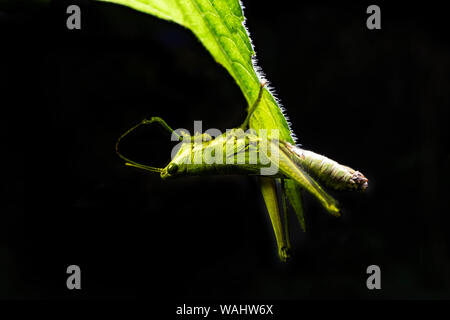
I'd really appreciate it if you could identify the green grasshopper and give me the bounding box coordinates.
[116,83,368,262]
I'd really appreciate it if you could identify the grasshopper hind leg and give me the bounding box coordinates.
[284,179,306,232]
[260,177,291,262]
[280,179,292,260]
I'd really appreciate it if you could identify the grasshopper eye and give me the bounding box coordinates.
[167,163,179,175]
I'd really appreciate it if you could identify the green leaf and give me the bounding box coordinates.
[97,0,295,143]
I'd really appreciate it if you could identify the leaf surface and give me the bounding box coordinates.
[98,0,295,142]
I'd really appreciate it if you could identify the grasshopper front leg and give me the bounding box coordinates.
[241,82,266,130]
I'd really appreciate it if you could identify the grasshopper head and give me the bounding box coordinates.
[161,160,186,179]
[160,141,191,179]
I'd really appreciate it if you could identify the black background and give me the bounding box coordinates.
[1,0,449,301]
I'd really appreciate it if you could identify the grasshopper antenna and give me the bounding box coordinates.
[115,119,165,174]
[241,81,267,130]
